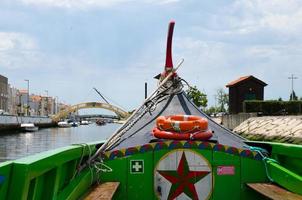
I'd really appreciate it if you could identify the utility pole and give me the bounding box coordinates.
[288,74,298,100]
[24,79,29,116]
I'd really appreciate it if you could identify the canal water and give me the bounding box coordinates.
[0,123,120,162]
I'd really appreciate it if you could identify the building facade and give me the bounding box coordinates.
[226,75,267,114]
[7,85,20,115]
[0,74,8,112]
[3,75,65,116]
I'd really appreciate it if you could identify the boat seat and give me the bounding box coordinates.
[247,183,302,200]
[84,182,120,200]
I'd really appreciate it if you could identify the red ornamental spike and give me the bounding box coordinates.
[165,21,175,71]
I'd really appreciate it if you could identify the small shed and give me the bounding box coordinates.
[226,75,267,114]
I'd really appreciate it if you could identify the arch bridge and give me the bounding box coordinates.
[51,102,130,122]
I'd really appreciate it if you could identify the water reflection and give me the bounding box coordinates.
[0,123,120,162]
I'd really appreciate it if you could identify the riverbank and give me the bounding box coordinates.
[0,115,56,132]
[233,116,302,144]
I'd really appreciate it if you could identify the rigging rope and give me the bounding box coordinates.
[77,59,184,173]
[245,145,279,182]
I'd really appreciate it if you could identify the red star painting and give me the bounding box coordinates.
[154,150,212,200]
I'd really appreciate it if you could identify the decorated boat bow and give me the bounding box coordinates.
[1,21,301,200]
[87,21,302,200]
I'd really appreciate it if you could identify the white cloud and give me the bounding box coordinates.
[224,0,302,35]
[0,32,39,69]
[0,32,37,51]
[20,0,180,9]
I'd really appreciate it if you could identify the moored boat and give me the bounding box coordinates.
[96,119,106,126]
[20,123,38,132]
[70,121,79,127]
[57,121,72,128]
[80,120,89,125]
[0,21,301,200]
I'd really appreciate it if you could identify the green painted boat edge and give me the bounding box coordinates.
[1,139,302,199]
[15,140,106,164]
[247,140,302,195]
[267,160,302,195]
[0,140,106,200]
[0,161,13,200]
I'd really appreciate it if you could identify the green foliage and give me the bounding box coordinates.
[186,86,208,108]
[243,100,302,115]
[216,88,228,112]
[205,106,219,115]
[290,90,298,101]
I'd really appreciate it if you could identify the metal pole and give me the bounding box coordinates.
[45,90,48,116]
[288,74,298,100]
[24,79,29,116]
[145,82,148,99]
[56,96,58,114]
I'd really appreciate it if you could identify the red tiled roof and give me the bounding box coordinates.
[31,95,42,102]
[226,75,267,87]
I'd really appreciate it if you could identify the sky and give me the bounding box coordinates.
[1,0,302,113]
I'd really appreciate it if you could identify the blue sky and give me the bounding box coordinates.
[1,0,302,112]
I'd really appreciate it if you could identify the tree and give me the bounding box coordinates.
[205,106,219,115]
[216,88,228,112]
[290,90,298,101]
[186,86,208,109]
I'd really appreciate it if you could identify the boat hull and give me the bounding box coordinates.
[22,127,39,132]
[100,140,267,200]
[1,140,301,200]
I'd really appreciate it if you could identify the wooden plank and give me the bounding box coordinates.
[84,182,119,200]
[247,183,302,200]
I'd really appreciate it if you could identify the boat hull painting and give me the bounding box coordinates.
[100,140,267,200]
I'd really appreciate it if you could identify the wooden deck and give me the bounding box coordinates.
[247,183,302,200]
[84,182,120,200]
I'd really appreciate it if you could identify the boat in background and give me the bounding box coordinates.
[20,123,38,132]
[57,121,72,128]
[80,120,89,125]
[96,119,106,126]
[70,121,79,127]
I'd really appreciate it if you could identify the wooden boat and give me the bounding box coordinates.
[20,123,39,132]
[0,21,302,200]
[96,119,107,126]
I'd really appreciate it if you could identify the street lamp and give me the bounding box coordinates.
[45,90,49,116]
[55,96,59,114]
[24,79,29,116]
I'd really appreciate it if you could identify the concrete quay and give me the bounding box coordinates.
[0,115,56,132]
[233,116,302,144]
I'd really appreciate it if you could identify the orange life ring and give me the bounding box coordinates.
[152,127,213,140]
[156,115,208,132]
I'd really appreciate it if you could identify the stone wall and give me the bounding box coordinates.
[233,116,302,144]
[0,115,53,131]
[221,113,257,130]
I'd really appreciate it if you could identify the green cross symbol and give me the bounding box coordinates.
[130,160,144,174]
